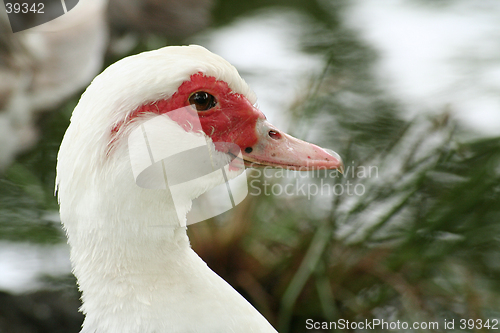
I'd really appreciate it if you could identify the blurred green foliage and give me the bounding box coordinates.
[0,99,73,243]
[191,1,500,332]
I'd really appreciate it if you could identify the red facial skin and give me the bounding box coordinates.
[110,72,343,172]
[113,73,264,153]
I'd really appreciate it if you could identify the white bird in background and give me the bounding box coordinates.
[0,0,107,169]
[56,45,343,332]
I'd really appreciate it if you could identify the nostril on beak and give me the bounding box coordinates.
[268,130,281,140]
[244,147,253,154]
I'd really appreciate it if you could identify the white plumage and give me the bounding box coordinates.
[56,45,342,332]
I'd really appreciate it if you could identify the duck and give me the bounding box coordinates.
[56,45,343,333]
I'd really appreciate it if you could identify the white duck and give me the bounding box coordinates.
[56,45,343,333]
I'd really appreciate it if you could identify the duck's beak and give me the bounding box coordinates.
[241,119,344,173]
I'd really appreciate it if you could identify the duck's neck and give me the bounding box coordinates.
[72,222,193,332]
[66,202,276,333]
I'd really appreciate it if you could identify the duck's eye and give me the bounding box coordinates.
[188,91,217,111]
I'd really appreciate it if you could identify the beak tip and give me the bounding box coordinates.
[324,148,344,174]
[338,164,345,174]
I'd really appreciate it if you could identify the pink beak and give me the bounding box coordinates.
[242,119,344,173]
